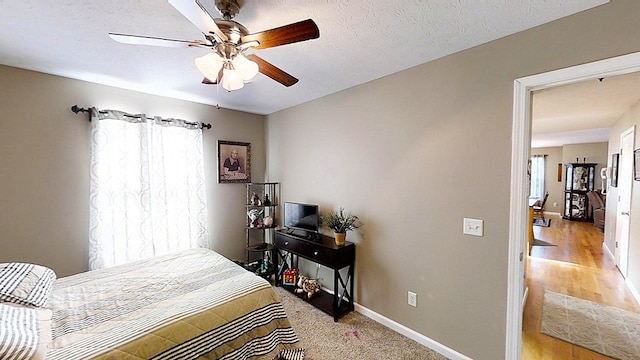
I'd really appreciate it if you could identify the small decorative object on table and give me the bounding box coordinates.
[321,207,362,246]
[247,208,263,228]
[251,192,261,205]
[295,275,321,299]
[259,252,271,274]
[282,268,299,285]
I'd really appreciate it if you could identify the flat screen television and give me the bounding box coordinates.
[284,202,319,234]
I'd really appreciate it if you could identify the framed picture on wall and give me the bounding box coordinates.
[635,149,640,181]
[611,153,619,187]
[218,140,251,183]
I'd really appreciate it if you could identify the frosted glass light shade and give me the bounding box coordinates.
[232,53,259,81]
[195,53,223,81]
[222,68,244,91]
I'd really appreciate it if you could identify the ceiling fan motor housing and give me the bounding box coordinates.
[215,0,240,19]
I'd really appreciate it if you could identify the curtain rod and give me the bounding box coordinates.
[71,105,212,130]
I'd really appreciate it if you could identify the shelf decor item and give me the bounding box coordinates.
[282,268,299,286]
[321,207,361,246]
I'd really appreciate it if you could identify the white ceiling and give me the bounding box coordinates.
[0,0,609,117]
[4,0,635,148]
[531,71,640,148]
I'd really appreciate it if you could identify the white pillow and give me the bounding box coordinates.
[0,303,52,360]
[0,263,56,308]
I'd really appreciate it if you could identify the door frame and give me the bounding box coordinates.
[616,126,635,277]
[507,51,640,359]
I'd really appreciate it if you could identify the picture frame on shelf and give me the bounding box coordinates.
[611,153,619,187]
[635,149,640,181]
[218,140,251,183]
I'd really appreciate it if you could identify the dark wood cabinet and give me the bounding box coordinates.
[275,230,355,321]
[563,163,596,221]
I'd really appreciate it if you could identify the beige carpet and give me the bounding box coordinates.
[274,286,449,360]
[541,290,640,360]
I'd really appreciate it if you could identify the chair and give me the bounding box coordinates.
[532,192,549,220]
[587,191,606,231]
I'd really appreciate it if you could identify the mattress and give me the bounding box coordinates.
[45,248,300,359]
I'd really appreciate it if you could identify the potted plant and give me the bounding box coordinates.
[321,207,361,246]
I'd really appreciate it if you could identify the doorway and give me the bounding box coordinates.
[506,52,640,360]
[616,126,634,277]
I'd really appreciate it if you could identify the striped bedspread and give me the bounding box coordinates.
[45,249,300,359]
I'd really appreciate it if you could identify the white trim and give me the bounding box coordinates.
[627,278,640,306]
[506,76,530,360]
[354,303,473,360]
[542,211,562,218]
[603,241,615,261]
[508,51,640,360]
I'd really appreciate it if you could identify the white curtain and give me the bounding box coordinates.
[88,109,208,270]
[530,155,546,200]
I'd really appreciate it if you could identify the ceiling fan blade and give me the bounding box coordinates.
[109,33,204,48]
[246,54,298,87]
[168,0,228,41]
[241,19,319,50]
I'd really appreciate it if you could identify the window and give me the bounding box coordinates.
[88,109,208,270]
[530,155,546,200]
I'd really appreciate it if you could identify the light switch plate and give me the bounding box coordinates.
[463,218,484,236]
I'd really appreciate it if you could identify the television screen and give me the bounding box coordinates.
[284,202,319,233]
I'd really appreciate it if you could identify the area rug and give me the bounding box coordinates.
[541,290,640,359]
[533,217,551,227]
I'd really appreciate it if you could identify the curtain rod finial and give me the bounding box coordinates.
[71,105,90,114]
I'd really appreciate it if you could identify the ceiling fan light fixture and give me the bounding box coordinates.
[232,53,259,81]
[195,53,223,81]
[222,66,244,91]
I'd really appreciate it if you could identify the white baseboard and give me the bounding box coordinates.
[601,243,640,306]
[626,278,640,306]
[543,211,561,218]
[354,303,473,360]
[603,242,615,261]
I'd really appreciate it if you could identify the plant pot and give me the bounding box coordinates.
[334,232,346,246]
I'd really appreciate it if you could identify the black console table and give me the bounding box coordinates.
[274,229,355,322]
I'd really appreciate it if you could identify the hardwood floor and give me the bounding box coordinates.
[522,215,640,360]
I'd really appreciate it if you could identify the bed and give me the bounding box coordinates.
[0,248,303,360]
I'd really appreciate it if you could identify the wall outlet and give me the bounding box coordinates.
[463,218,483,236]
[408,291,417,307]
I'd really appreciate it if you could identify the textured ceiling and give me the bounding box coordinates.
[0,0,608,116]
[531,71,640,148]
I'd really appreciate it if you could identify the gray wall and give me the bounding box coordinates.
[532,143,608,218]
[562,142,609,192]
[1,1,640,359]
[266,1,640,359]
[606,99,640,297]
[0,65,266,277]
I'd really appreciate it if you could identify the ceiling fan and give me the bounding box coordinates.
[109,0,319,91]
